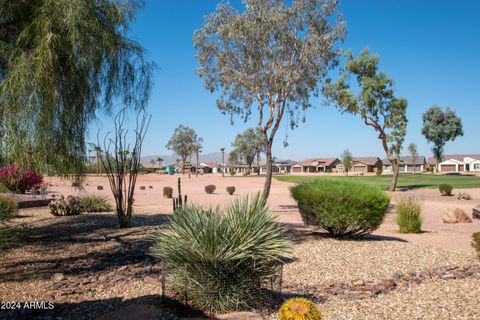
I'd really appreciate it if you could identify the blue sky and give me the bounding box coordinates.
[89,0,480,160]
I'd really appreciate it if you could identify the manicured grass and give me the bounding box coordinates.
[275,174,480,190]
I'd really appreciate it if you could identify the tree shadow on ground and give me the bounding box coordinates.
[1,294,209,320]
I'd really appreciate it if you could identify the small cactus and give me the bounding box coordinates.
[173,178,187,213]
[279,298,321,320]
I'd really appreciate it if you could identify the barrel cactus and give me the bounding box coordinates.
[279,298,321,320]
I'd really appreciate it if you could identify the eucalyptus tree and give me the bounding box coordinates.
[407,143,418,173]
[324,49,407,191]
[195,0,345,202]
[0,0,153,175]
[232,128,264,173]
[421,106,463,171]
[166,125,198,175]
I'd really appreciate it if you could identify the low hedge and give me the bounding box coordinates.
[290,180,390,237]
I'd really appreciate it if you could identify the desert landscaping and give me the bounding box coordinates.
[1,174,479,319]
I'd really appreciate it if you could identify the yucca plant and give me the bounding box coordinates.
[151,193,290,312]
[395,194,423,233]
[80,194,113,213]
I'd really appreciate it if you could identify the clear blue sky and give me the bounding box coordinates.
[89,0,480,160]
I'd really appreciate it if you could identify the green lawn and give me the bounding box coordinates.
[274,174,480,190]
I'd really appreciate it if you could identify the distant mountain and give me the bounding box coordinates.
[141,152,224,166]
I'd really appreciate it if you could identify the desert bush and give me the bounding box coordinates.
[0,184,11,194]
[439,184,453,196]
[49,195,82,216]
[163,186,173,198]
[0,164,43,193]
[80,194,112,213]
[290,180,390,237]
[71,181,81,188]
[226,186,235,195]
[97,185,104,190]
[472,232,480,259]
[0,196,17,222]
[149,185,153,189]
[151,193,289,312]
[230,171,236,176]
[242,169,251,176]
[279,298,321,320]
[395,195,423,233]
[205,184,216,194]
[139,186,146,190]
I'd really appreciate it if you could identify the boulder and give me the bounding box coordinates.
[457,192,472,200]
[473,205,480,220]
[442,208,472,224]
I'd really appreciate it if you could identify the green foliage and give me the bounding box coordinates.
[395,195,423,233]
[79,194,112,213]
[151,194,289,312]
[205,184,216,194]
[0,196,17,222]
[0,184,11,194]
[439,184,453,196]
[472,232,480,259]
[232,128,264,169]
[340,149,352,175]
[166,125,202,175]
[194,0,345,202]
[226,186,235,195]
[290,180,390,237]
[422,106,463,164]
[163,187,173,198]
[0,0,153,175]
[323,48,407,191]
[279,298,321,320]
[49,195,82,216]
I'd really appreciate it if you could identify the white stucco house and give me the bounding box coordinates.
[383,156,427,173]
[434,154,480,173]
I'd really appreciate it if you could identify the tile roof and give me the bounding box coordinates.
[294,158,339,167]
[352,157,381,166]
[383,156,427,165]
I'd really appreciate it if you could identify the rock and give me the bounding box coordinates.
[351,279,365,286]
[51,273,65,281]
[457,192,472,200]
[442,208,472,223]
[473,205,480,219]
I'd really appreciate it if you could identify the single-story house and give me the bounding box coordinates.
[196,162,221,174]
[257,159,296,174]
[435,154,480,173]
[164,163,182,174]
[383,156,427,173]
[291,158,342,173]
[351,157,382,173]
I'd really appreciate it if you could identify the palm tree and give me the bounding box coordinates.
[220,147,225,177]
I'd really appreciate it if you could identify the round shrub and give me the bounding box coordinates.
[439,184,453,196]
[290,180,390,237]
[139,186,146,190]
[80,194,112,213]
[151,194,289,312]
[97,185,103,191]
[163,186,173,198]
[0,196,17,222]
[279,298,321,320]
[0,164,43,193]
[226,186,235,195]
[205,184,216,194]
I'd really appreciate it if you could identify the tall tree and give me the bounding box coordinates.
[195,0,345,203]
[340,149,352,176]
[156,157,164,169]
[232,128,264,172]
[407,143,418,174]
[192,135,204,178]
[0,0,153,175]
[421,106,463,172]
[166,125,198,175]
[220,147,225,177]
[228,150,239,174]
[324,49,407,191]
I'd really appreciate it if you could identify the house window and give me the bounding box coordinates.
[474,164,480,171]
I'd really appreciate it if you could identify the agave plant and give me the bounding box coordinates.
[151,193,289,312]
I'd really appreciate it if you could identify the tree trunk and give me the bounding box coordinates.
[196,151,199,177]
[261,143,273,204]
[222,151,225,177]
[256,155,260,175]
[389,160,400,191]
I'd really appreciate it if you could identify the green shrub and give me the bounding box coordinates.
[226,186,235,195]
[0,184,11,194]
[163,186,173,198]
[439,184,453,196]
[472,232,480,259]
[151,193,289,312]
[0,196,17,222]
[205,184,216,194]
[395,195,423,233]
[290,180,390,237]
[80,194,112,213]
[96,185,103,191]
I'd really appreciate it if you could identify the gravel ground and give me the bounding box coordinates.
[283,235,477,288]
[321,277,480,320]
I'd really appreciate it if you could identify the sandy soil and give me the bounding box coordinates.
[44,174,480,251]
